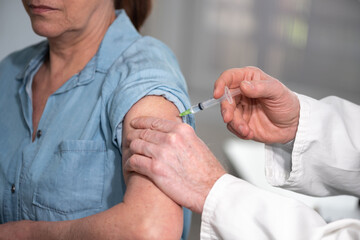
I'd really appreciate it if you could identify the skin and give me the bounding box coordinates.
[125,67,301,213]
[0,1,183,239]
[126,117,226,213]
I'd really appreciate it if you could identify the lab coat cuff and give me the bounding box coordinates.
[201,174,243,239]
[201,174,238,239]
[265,93,311,187]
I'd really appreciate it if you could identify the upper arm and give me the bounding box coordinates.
[121,95,183,239]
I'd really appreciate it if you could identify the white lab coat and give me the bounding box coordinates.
[200,94,360,240]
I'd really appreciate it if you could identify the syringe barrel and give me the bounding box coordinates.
[199,97,222,110]
[197,87,242,112]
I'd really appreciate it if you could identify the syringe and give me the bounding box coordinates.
[180,86,241,117]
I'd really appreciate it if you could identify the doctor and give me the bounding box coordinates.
[125,67,360,239]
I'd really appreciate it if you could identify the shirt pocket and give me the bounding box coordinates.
[32,140,106,214]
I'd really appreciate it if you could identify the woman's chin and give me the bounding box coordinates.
[31,23,63,38]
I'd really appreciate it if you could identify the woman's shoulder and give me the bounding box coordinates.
[102,35,187,101]
[121,36,178,68]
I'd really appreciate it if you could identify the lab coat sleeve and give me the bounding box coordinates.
[200,174,360,240]
[265,94,360,197]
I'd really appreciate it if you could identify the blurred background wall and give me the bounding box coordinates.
[1,0,360,239]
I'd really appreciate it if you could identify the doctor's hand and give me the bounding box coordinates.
[214,66,300,144]
[124,117,226,213]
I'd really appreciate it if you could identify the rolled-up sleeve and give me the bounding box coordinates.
[106,36,195,146]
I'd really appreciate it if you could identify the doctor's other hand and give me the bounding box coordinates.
[214,66,300,144]
[125,117,226,213]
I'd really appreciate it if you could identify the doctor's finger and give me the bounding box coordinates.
[131,117,177,133]
[227,123,253,140]
[227,108,252,139]
[125,154,153,178]
[127,128,169,146]
[239,78,284,100]
[222,95,244,123]
[129,138,159,159]
[220,98,237,123]
[214,68,246,99]
[240,95,253,123]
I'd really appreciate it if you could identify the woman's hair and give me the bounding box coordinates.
[114,0,152,31]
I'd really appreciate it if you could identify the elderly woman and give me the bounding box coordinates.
[0,0,194,239]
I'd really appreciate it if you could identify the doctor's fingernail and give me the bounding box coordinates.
[242,81,254,89]
[131,118,138,126]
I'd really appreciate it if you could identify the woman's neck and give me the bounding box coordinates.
[44,10,116,86]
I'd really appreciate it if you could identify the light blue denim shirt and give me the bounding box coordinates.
[0,10,194,239]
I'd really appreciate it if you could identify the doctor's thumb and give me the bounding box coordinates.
[240,79,280,99]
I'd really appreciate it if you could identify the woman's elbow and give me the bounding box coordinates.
[131,216,183,240]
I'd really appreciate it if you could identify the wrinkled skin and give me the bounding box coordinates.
[125,117,226,213]
[214,66,300,144]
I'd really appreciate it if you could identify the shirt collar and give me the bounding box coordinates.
[16,42,48,81]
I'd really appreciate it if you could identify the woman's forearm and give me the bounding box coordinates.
[8,199,181,240]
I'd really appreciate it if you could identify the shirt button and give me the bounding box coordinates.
[11,184,16,193]
[36,129,42,138]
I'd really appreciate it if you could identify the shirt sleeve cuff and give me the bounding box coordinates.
[115,88,195,149]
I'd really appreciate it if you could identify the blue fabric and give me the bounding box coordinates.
[0,10,194,239]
